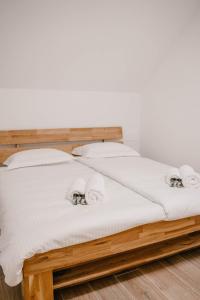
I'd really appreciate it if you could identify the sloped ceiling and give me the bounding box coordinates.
[0,0,199,92]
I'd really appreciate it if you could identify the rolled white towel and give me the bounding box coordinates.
[86,173,107,205]
[180,165,200,188]
[165,167,180,185]
[67,178,86,202]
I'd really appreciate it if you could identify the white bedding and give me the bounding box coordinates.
[79,157,200,220]
[0,161,165,286]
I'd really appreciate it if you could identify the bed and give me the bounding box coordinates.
[0,127,200,300]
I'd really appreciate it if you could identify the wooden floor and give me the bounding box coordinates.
[1,248,200,300]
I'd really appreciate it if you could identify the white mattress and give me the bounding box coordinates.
[79,157,200,220]
[0,161,165,286]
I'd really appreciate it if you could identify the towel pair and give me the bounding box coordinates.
[68,173,106,205]
[166,165,200,188]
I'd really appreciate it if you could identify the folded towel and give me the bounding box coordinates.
[67,178,86,204]
[180,165,200,188]
[165,168,181,186]
[86,173,106,205]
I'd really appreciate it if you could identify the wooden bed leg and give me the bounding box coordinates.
[23,271,53,300]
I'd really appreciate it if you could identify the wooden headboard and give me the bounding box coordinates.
[0,127,123,163]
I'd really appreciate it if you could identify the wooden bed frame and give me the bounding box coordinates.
[0,127,200,300]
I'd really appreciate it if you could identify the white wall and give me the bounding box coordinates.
[141,9,200,170]
[0,0,198,92]
[0,89,141,150]
[0,1,199,154]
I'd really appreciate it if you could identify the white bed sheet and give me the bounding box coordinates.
[0,161,165,286]
[79,157,200,220]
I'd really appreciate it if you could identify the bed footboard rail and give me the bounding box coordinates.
[22,215,200,300]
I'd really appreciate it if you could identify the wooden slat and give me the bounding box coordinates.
[53,231,200,290]
[0,127,122,145]
[23,216,200,276]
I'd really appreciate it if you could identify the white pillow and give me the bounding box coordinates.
[72,142,140,158]
[4,148,74,170]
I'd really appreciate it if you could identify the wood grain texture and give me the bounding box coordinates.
[163,255,200,295]
[52,231,200,290]
[2,249,200,300]
[0,127,122,163]
[23,271,53,300]
[181,248,200,268]
[61,283,98,300]
[0,277,22,300]
[24,215,200,276]
[118,269,168,300]
[90,276,133,300]
[0,127,123,145]
[22,215,200,299]
[139,261,200,299]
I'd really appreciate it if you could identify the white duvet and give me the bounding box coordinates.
[79,157,200,220]
[0,161,165,286]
